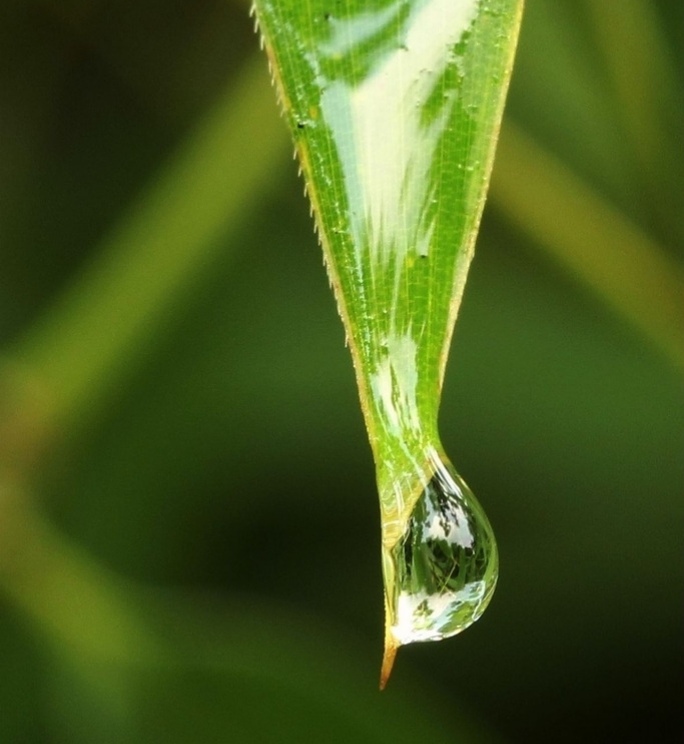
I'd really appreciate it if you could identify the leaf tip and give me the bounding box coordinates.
[379,631,399,690]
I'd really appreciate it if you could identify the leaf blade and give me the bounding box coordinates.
[255,0,523,679]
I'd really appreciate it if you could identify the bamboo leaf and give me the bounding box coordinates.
[8,55,288,436]
[491,121,684,370]
[254,0,522,684]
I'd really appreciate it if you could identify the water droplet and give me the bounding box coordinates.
[385,453,497,647]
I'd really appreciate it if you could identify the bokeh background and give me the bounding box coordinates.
[1,0,682,742]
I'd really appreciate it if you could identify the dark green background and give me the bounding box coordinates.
[1,1,682,742]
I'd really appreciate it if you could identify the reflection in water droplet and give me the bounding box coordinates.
[385,452,497,647]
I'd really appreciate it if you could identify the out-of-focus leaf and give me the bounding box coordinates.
[7,54,288,436]
[490,122,684,369]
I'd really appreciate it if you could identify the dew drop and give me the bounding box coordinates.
[385,453,497,648]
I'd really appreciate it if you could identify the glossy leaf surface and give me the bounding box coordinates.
[254,0,523,684]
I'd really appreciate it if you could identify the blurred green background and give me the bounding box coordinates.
[0,0,682,742]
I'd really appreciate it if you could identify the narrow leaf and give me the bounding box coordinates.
[254,0,523,685]
[11,56,287,434]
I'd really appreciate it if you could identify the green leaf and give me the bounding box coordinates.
[490,121,684,370]
[8,55,288,436]
[254,0,522,684]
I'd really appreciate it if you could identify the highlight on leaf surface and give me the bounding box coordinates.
[253,0,523,686]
